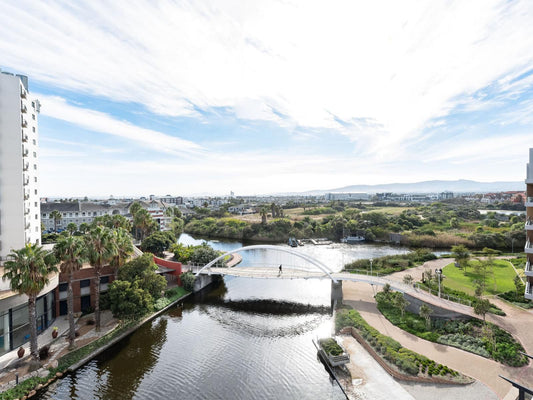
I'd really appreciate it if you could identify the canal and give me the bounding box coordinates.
[38,235,410,399]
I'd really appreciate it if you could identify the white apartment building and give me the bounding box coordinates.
[0,71,57,356]
[0,71,41,261]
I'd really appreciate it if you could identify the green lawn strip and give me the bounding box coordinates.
[375,292,527,367]
[1,289,190,400]
[442,260,517,296]
[335,307,465,381]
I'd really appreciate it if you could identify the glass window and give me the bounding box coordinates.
[59,283,68,292]
[100,276,110,284]
[80,279,91,288]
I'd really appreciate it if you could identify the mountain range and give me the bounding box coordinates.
[300,179,524,195]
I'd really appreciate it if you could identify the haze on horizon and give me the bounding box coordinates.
[1,0,532,197]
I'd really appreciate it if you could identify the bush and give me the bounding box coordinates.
[180,272,196,291]
[39,345,50,360]
[108,280,154,319]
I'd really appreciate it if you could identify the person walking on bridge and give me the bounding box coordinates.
[279,264,282,274]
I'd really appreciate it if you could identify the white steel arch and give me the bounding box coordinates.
[194,245,338,282]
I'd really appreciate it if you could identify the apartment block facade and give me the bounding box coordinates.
[0,71,42,261]
[525,148,533,299]
[0,71,57,356]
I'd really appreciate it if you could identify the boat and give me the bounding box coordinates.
[314,337,350,367]
[341,235,365,244]
[288,237,298,247]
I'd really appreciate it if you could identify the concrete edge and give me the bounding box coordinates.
[67,292,192,372]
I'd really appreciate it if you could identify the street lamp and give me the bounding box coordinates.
[435,268,442,298]
[370,258,373,276]
[512,238,515,254]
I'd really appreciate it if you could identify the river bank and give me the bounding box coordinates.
[0,289,191,400]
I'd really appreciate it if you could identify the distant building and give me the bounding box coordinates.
[324,192,370,201]
[524,148,533,300]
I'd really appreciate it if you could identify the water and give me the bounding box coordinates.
[39,235,410,399]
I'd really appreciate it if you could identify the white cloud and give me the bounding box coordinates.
[1,0,532,160]
[36,95,203,155]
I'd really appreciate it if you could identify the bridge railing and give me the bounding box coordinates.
[414,283,472,307]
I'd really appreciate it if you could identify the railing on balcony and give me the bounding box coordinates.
[20,89,27,98]
[526,241,533,251]
[527,197,533,204]
[24,193,29,201]
[23,162,29,171]
[22,133,28,142]
[526,262,532,274]
[22,148,29,157]
[21,119,28,128]
[526,282,533,297]
[21,104,27,113]
[24,208,30,215]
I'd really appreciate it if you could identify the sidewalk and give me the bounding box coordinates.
[342,280,529,399]
[0,311,117,393]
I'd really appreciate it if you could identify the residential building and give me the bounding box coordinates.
[41,201,130,232]
[525,148,533,299]
[0,71,57,356]
[325,192,370,201]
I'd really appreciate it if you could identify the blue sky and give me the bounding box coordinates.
[1,0,532,197]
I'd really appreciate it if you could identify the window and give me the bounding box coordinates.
[32,114,35,120]
[32,139,36,145]
[34,177,37,182]
[80,279,90,288]
[35,226,38,232]
[34,189,37,195]
[42,213,46,217]
[32,101,35,108]
[32,127,35,133]
[33,164,36,170]
[59,283,68,292]
[34,202,37,207]
[100,276,109,284]
[33,152,36,157]
[35,214,38,219]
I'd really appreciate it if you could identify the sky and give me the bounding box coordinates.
[1,0,532,197]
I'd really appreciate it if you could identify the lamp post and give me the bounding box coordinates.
[370,258,373,276]
[435,268,442,298]
[512,238,515,254]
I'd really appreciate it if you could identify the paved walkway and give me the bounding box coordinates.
[343,282,533,398]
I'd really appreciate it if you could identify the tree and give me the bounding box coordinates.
[117,253,166,299]
[141,231,175,256]
[394,294,410,318]
[180,271,196,291]
[382,283,392,295]
[85,226,117,330]
[451,245,470,274]
[450,217,459,229]
[2,244,57,361]
[134,208,157,241]
[260,207,268,225]
[474,299,491,321]
[165,206,182,219]
[419,304,433,330]
[189,243,223,266]
[171,243,195,263]
[403,274,414,286]
[50,210,62,232]
[110,227,134,278]
[170,217,184,236]
[107,280,153,318]
[79,222,90,234]
[54,235,85,349]
[66,222,77,235]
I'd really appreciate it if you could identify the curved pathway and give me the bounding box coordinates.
[342,258,533,399]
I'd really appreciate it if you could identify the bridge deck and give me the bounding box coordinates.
[197,266,474,317]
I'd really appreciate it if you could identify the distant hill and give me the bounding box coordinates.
[301,179,524,195]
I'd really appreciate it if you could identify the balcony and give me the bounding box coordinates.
[23,174,29,186]
[24,208,30,216]
[526,197,533,207]
[526,241,533,254]
[526,262,533,277]
[21,104,27,113]
[23,162,29,171]
[526,219,533,230]
[22,148,29,157]
[20,89,27,99]
[24,193,29,201]
[22,133,28,142]
[525,282,533,300]
[25,222,30,230]
[21,119,28,128]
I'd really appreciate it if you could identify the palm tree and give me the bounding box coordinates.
[54,235,85,349]
[85,226,117,330]
[134,209,156,242]
[50,210,62,232]
[110,227,134,278]
[2,244,57,361]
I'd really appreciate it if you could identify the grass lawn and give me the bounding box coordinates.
[363,206,412,215]
[442,259,518,296]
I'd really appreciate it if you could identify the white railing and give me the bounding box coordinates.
[526,262,532,273]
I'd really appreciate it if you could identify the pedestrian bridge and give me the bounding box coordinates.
[192,245,474,317]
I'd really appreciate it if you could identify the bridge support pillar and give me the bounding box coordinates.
[331,280,343,304]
